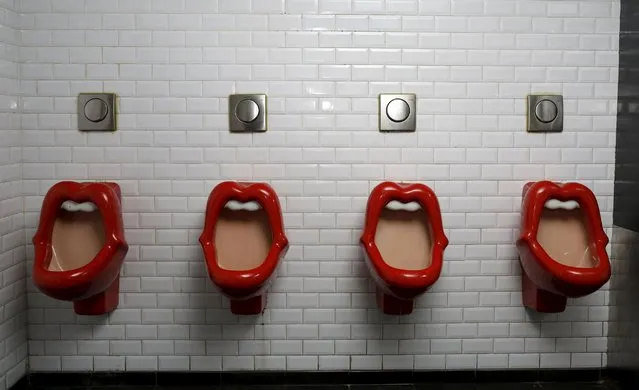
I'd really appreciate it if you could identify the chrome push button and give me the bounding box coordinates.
[379,94,416,132]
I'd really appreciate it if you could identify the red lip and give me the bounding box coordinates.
[199,181,288,292]
[32,181,128,300]
[360,182,449,290]
[516,181,610,292]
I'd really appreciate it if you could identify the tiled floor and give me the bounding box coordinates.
[26,382,623,390]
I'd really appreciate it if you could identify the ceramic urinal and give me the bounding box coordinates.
[361,182,449,315]
[32,181,128,315]
[516,181,611,313]
[199,182,288,315]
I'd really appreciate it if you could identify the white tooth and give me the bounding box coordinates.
[544,199,580,210]
[224,200,261,211]
[61,201,97,212]
[385,201,422,212]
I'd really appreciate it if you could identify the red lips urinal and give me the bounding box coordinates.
[32,181,128,315]
[516,181,611,313]
[361,182,449,315]
[199,181,288,315]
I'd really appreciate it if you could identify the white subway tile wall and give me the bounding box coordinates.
[21,0,619,372]
[0,0,28,387]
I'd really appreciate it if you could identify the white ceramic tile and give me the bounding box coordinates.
[0,0,28,387]
[0,0,620,374]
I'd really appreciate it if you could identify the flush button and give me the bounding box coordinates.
[236,99,260,123]
[386,99,410,123]
[527,94,563,133]
[84,98,109,123]
[77,93,116,132]
[535,99,558,123]
[229,94,267,132]
[379,94,416,132]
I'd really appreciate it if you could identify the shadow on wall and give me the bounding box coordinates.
[608,227,639,375]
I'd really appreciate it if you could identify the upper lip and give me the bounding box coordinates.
[199,181,288,288]
[32,181,127,279]
[517,181,610,278]
[361,182,448,288]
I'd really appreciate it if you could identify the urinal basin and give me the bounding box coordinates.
[32,181,128,315]
[361,182,448,315]
[516,181,610,312]
[199,181,288,315]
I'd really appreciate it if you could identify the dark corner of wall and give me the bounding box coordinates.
[615,1,639,230]
[610,0,639,380]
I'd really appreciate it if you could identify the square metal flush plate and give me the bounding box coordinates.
[379,94,416,132]
[77,93,116,132]
[229,94,267,133]
[527,94,563,133]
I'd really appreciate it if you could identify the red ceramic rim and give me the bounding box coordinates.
[32,181,128,287]
[516,181,610,286]
[199,181,289,291]
[360,181,449,289]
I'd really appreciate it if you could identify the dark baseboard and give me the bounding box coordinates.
[25,368,613,387]
[8,376,27,390]
[604,368,639,388]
